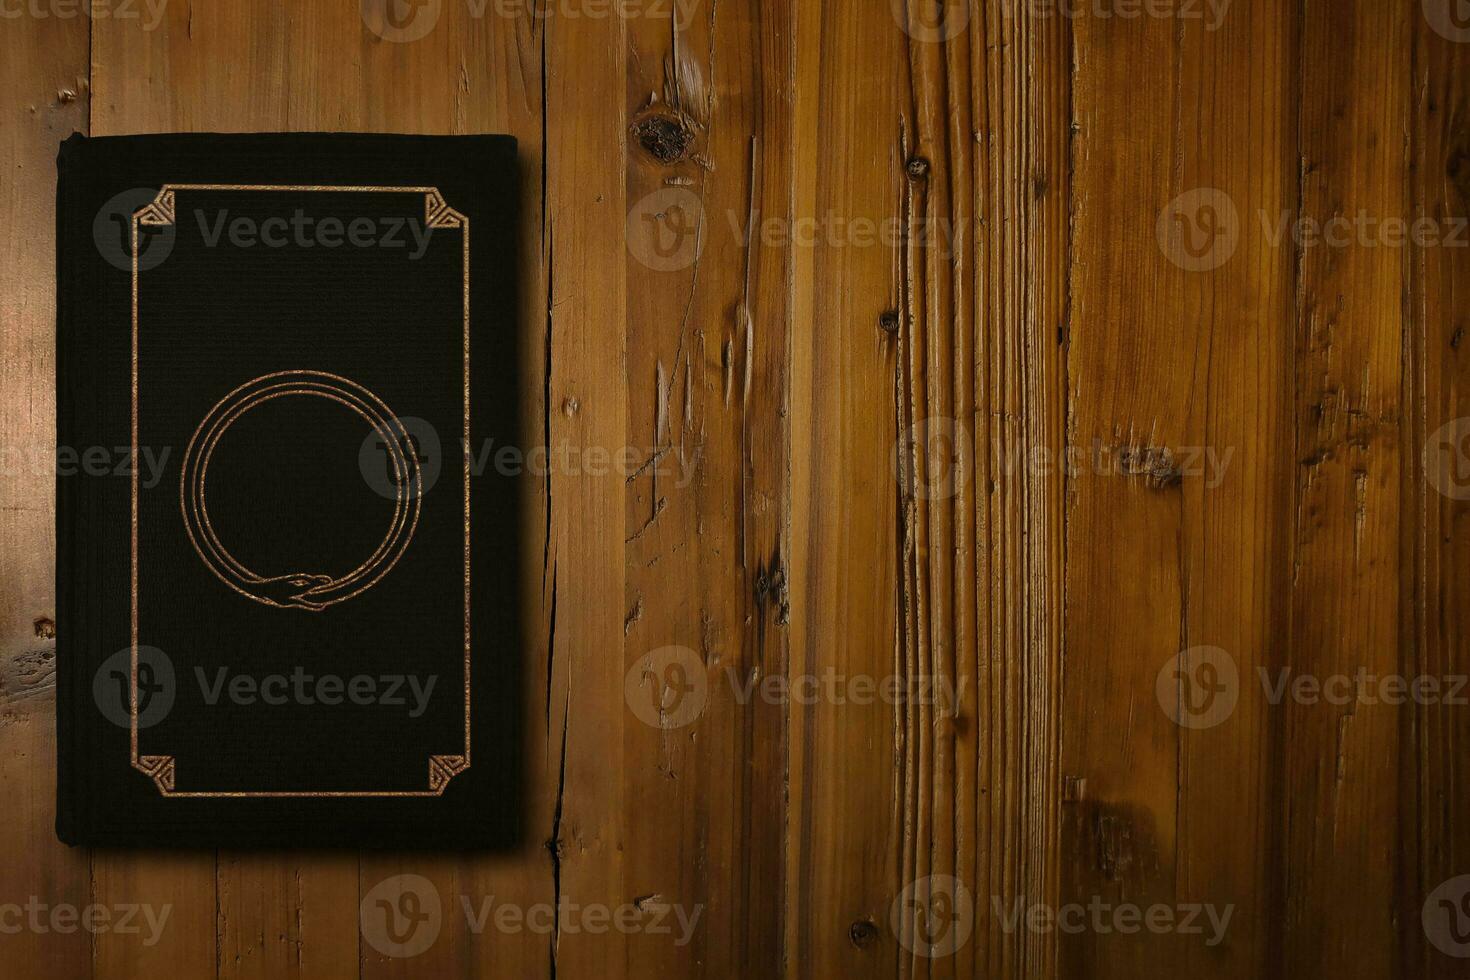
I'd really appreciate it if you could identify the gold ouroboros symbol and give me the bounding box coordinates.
[180,370,420,611]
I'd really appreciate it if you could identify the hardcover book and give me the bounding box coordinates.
[55,132,522,848]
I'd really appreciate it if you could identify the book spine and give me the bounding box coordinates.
[53,132,83,847]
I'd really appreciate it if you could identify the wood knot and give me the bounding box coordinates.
[848,918,879,949]
[879,310,901,334]
[632,114,695,165]
[1119,445,1182,489]
[906,156,931,181]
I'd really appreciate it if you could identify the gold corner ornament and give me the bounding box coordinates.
[429,755,469,792]
[136,188,175,226]
[136,755,176,793]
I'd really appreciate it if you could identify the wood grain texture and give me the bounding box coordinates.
[4,1,1469,977]
[0,9,90,980]
[1064,1,1294,977]
[789,2,1068,978]
[1408,6,1470,980]
[620,2,793,977]
[1286,2,1408,975]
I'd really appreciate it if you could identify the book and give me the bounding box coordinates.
[56,132,523,848]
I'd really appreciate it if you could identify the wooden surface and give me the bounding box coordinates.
[2,1,1468,977]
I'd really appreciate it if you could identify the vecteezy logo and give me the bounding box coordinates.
[894,416,969,501]
[891,875,974,958]
[93,188,176,272]
[360,874,442,959]
[1425,0,1470,42]
[180,371,422,611]
[93,646,175,729]
[1425,418,1470,500]
[624,645,708,730]
[1156,646,1239,729]
[1424,875,1470,958]
[626,188,705,272]
[1157,188,1240,272]
[889,0,971,43]
[359,415,442,500]
[361,0,442,42]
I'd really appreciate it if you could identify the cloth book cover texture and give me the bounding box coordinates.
[56,132,522,848]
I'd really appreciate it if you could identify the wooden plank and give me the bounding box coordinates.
[896,15,966,980]
[349,6,550,980]
[792,3,1072,976]
[1063,0,1295,976]
[91,854,216,978]
[620,1,794,976]
[96,2,558,977]
[788,2,907,975]
[1284,1,1409,975]
[538,5,631,979]
[88,4,367,979]
[440,7,556,980]
[1065,4,1196,969]
[266,9,478,976]
[89,1,365,976]
[216,854,357,979]
[1407,6,1470,978]
[86,1,619,976]
[965,2,1070,977]
[0,10,91,980]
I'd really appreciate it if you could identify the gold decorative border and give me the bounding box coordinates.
[131,185,471,797]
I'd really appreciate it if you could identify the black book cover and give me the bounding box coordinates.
[55,132,523,848]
